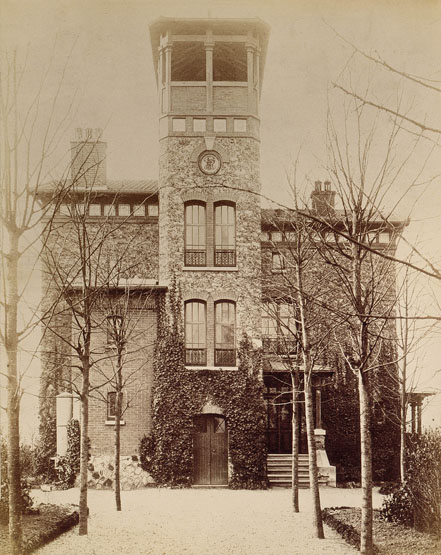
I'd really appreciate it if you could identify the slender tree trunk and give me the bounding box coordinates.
[304,367,324,539]
[400,307,409,484]
[295,248,324,538]
[115,387,122,511]
[79,371,89,535]
[6,238,23,554]
[400,361,407,484]
[7,387,22,555]
[359,369,373,554]
[291,370,299,512]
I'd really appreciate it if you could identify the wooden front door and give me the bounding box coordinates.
[193,415,228,485]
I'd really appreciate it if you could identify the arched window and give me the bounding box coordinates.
[214,202,236,267]
[185,202,206,266]
[215,301,236,366]
[185,300,206,365]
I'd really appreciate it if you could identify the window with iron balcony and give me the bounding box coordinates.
[184,202,207,267]
[215,300,236,366]
[214,202,236,267]
[184,201,236,268]
[184,299,236,367]
[261,302,298,356]
[185,300,207,366]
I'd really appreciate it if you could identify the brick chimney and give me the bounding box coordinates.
[311,180,336,216]
[70,128,107,187]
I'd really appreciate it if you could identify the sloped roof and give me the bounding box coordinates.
[106,180,158,194]
[261,208,407,227]
[38,179,159,195]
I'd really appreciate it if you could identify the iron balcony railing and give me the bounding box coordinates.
[185,348,207,366]
[214,249,236,267]
[215,348,236,367]
[184,249,206,267]
[262,337,298,356]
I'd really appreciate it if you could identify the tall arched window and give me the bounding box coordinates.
[185,300,206,365]
[215,301,236,366]
[214,202,236,266]
[185,202,206,266]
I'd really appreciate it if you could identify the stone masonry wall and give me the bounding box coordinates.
[158,136,262,346]
[87,455,154,490]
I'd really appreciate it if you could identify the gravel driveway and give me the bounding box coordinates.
[33,487,384,554]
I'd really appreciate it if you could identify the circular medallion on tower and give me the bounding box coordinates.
[198,150,222,175]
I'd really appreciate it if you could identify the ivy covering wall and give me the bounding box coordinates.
[36,343,68,480]
[322,345,400,483]
[140,284,267,488]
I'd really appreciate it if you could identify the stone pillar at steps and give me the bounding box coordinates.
[314,428,336,487]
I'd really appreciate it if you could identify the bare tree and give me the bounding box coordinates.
[0,49,75,553]
[262,177,341,537]
[318,97,418,554]
[94,284,155,511]
[41,149,156,534]
[331,31,441,138]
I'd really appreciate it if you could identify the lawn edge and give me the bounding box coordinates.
[322,507,380,554]
[23,504,79,553]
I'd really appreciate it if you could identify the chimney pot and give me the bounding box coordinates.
[86,128,93,141]
[75,128,83,141]
[94,128,103,141]
[311,179,336,214]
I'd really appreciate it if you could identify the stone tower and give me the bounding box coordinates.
[150,18,269,368]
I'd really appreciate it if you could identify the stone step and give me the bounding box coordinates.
[267,453,322,488]
[267,461,309,467]
[267,453,309,458]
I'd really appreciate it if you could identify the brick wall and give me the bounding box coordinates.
[88,300,157,456]
[40,206,160,456]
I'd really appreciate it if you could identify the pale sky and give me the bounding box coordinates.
[1,0,441,439]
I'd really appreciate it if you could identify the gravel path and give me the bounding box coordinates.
[32,487,384,555]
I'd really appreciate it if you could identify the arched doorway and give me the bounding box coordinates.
[193,414,228,485]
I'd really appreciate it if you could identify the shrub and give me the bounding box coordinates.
[0,438,33,524]
[380,482,414,527]
[380,429,441,535]
[139,434,156,474]
[55,419,81,488]
[33,442,57,484]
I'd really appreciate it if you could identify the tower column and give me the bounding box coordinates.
[158,47,164,114]
[246,45,254,112]
[164,43,172,113]
[255,47,261,113]
[206,43,214,113]
[417,402,422,435]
